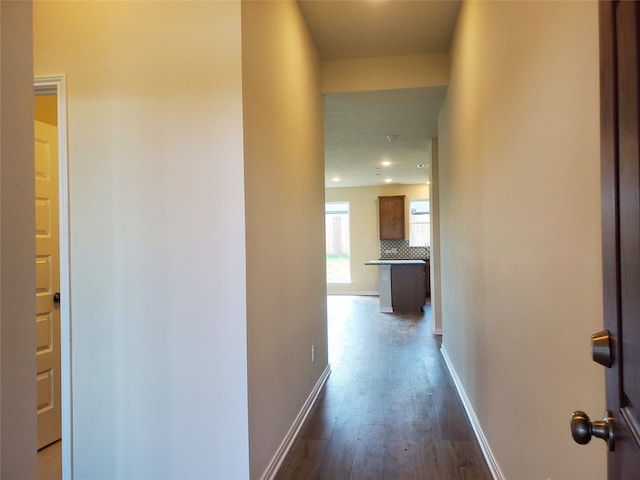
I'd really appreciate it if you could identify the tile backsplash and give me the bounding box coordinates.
[380,240,429,260]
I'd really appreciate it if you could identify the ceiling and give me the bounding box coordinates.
[324,87,447,188]
[297,0,461,188]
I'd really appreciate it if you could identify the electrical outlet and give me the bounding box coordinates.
[311,344,315,362]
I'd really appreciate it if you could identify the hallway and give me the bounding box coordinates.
[276,295,492,479]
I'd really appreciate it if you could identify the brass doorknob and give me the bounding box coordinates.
[570,410,614,451]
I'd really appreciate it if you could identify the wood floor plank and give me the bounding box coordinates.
[315,414,362,480]
[275,439,328,480]
[303,385,347,440]
[432,387,474,442]
[384,415,440,479]
[387,388,433,422]
[433,440,494,480]
[349,423,386,480]
[424,355,454,387]
[362,391,389,425]
[276,296,492,480]
[337,389,368,417]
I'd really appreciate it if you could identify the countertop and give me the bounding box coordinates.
[365,259,426,265]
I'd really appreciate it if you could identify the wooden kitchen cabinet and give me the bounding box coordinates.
[378,195,405,240]
[390,263,425,311]
[425,260,431,298]
[365,259,427,312]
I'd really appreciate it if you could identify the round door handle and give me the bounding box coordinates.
[53,292,61,304]
[571,410,614,451]
[591,330,612,368]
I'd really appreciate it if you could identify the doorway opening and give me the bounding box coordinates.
[34,75,71,479]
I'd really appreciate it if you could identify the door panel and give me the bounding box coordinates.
[35,119,61,449]
[600,1,640,477]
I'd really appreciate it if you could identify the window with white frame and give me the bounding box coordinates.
[409,199,430,247]
[325,202,351,283]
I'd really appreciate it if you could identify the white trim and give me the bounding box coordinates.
[440,346,505,480]
[259,364,331,480]
[34,75,73,480]
[326,291,379,296]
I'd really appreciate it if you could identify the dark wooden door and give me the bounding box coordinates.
[600,1,640,477]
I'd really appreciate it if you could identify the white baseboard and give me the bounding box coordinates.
[440,346,505,480]
[260,364,331,480]
[327,291,378,296]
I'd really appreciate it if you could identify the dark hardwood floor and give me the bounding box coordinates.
[276,295,492,480]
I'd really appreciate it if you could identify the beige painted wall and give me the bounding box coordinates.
[241,2,327,477]
[322,53,449,93]
[325,183,429,295]
[0,2,37,478]
[439,1,605,478]
[34,2,249,477]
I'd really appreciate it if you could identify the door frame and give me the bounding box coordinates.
[34,75,72,479]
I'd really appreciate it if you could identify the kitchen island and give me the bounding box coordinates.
[365,259,426,312]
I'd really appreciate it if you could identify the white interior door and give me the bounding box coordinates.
[35,119,61,450]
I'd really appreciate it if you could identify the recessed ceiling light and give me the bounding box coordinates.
[385,178,393,183]
[381,161,391,166]
[332,177,340,182]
